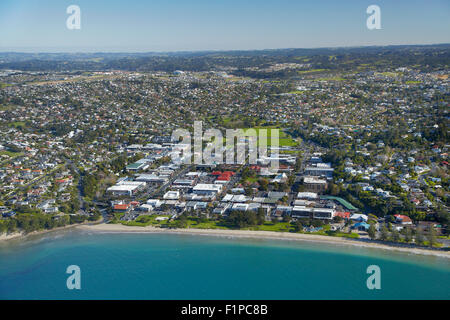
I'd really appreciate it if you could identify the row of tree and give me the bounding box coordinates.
[0,211,100,235]
[368,224,438,247]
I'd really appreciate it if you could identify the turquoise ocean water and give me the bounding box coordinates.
[0,229,449,299]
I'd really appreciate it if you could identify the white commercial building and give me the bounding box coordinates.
[107,181,146,196]
[297,192,318,200]
[163,191,180,200]
[135,174,169,183]
[292,206,335,220]
[192,184,222,195]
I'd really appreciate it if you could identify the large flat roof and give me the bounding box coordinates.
[304,177,327,184]
[193,183,222,191]
[297,192,318,199]
[107,184,140,192]
[126,162,145,169]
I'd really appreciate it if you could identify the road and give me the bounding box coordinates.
[143,164,195,199]
[64,157,87,213]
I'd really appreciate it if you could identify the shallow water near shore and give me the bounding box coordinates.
[0,228,449,299]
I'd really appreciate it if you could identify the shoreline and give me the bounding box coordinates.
[77,223,450,259]
[2,222,448,259]
[0,220,102,242]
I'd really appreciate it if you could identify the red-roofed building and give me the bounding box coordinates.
[334,212,351,220]
[213,171,234,182]
[394,214,413,225]
[114,204,131,212]
[216,175,231,181]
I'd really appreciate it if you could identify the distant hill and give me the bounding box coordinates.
[0,44,448,75]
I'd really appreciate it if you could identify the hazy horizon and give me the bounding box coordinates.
[0,42,449,55]
[1,0,449,53]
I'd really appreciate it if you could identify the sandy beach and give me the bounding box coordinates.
[78,223,450,259]
[0,223,93,242]
[2,222,448,259]
[0,232,24,241]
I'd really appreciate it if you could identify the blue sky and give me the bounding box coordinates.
[0,0,449,52]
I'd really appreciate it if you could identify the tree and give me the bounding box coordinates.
[0,221,7,234]
[175,214,188,228]
[279,182,289,192]
[404,227,412,243]
[415,228,424,245]
[293,220,303,233]
[258,178,269,191]
[387,222,393,232]
[88,210,101,222]
[427,226,437,248]
[228,211,258,228]
[368,224,377,240]
[287,175,295,187]
[380,225,389,241]
[329,183,340,196]
[435,205,449,225]
[256,209,265,225]
[385,215,395,224]
[391,229,400,242]
[310,219,323,228]
[7,219,17,233]
[294,155,302,172]
[241,167,252,181]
